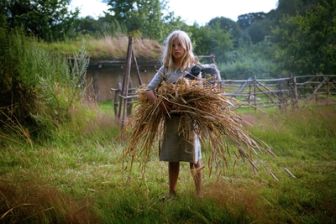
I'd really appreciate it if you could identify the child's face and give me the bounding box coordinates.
[171,38,185,62]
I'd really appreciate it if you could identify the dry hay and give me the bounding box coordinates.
[125,78,273,174]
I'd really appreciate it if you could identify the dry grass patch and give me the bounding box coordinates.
[87,35,162,59]
[39,35,162,60]
[204,180,270,223]
[0,178,99,224]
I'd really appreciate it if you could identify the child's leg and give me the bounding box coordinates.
[169,162,180,196]
[190,161,203,196]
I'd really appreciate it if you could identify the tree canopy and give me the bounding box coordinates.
[1,0,335,77]
[2,0,78,41]
[104,0,165,39]
[273,0,336,74]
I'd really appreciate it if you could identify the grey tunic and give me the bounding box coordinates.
[147,65,202,162]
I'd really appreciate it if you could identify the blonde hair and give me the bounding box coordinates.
[162,30,197,72]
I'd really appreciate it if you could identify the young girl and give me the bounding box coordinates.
[145,30,203,197]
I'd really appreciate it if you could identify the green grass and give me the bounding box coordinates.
[1,103,335,223]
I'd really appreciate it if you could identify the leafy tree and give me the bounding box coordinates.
[246,19,272,44]
[236,12,272,45]
[104,0,165,39]
[277,0,304,16]
[74,16,99,35]
[276,0,323,16]
[74,16,126,37]
[237,12,267,29]
[188,23,232,61]
[273,0,336,74]
[3,0,78,41]
[208,17,241,47]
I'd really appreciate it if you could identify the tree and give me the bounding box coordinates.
[3,0,78,41]
[237,12,267,29]
[73,16,126,37]
[104,0,165,39]
[188,23,232,61]
[273,0,336,74]
[277,0,303,16]
[208,17,241,47]
[246,19,272,44]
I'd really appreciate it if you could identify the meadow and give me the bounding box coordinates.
[1,102,335,224]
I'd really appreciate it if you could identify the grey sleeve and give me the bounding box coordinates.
[147,66,166,90]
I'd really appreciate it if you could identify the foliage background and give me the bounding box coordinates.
[3,0,334,78]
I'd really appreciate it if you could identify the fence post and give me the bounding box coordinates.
[253,76,257,110]
[117,36,133,130]
[326,77,330,104]
[291,74,299,109]
[132,49,143,85]
[247,79,251,105]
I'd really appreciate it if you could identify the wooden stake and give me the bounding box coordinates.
[253,76,257,110]
[132,49,143,85]
[118,36,133,130]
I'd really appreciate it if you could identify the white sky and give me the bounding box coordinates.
[70,0,109,18]
[69,0,278,25]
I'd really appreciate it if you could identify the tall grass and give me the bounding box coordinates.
[247,105,336,223]
[0,28,89,143]
[1,103,335,223]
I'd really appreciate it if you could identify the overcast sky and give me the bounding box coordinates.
[69,0,278,25]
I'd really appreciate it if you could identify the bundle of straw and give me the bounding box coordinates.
[125,78,272,173]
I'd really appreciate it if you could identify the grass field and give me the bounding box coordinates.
[1,102,335,223]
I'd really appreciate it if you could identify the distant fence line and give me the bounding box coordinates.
[111,74,336,118]
[220,75,336,109]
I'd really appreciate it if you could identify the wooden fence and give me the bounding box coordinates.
[113,75,336,114]
[108,39,334,129]
[220,75,336,109]
[112,74,336,123]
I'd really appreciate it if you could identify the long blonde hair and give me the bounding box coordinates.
[162,30,197,72]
